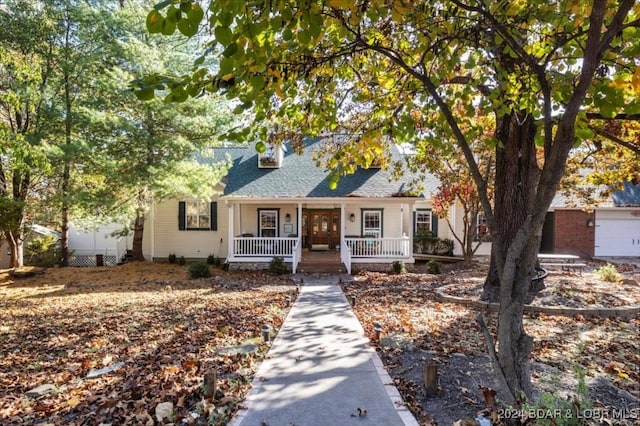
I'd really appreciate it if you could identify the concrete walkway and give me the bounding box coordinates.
[229,274,418,426]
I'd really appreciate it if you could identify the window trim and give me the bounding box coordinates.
[360,208,384,238]
[414,209,432,236]
[185,200,211,230]
[257,208,280,237]
[474,213,491,242]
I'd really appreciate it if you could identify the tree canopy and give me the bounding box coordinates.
[137,0,639,401]
[0,0,234,266]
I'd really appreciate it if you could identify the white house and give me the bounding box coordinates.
[141,136,640,272]
[142,137,450,273]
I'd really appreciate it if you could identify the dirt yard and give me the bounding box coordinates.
[1,260,638,425]
[0,262,297,425]
[345,260,640,425]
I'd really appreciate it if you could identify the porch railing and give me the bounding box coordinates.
[344,237,411,258]
[341,239,352,274]
[232,237,299,257]
[291,239,301,273]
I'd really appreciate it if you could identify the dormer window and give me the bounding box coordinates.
[258,142,285,168]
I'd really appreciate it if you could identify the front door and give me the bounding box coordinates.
[303,210,341,250]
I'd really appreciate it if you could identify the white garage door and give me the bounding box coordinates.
[594,211,640,257]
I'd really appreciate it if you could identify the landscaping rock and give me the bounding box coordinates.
[25,384,56,398]
[86,362,125,379]
[216,344,258,356]
[380,334,417,351]
[155,401,173,422]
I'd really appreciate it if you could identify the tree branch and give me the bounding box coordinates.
[586,113,640,121]
[590,126,640,155]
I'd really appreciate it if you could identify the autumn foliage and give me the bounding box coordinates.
[0,263,296,425]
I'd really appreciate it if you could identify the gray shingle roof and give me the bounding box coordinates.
[211,138,430,199]
[612,182,640,207]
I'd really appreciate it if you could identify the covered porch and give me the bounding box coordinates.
[224,199,416,274]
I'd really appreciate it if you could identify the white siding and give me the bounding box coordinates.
[147,198,229,260]
[68,223,131,254]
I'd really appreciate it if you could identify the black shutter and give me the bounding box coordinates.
[178,201,186,230]
[431,212,438,237]
[413,211,416,234]
[210,201,217,231]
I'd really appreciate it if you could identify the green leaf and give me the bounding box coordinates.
[161,18,176,35]
[194,55,205,66]
[255,141,266,153]
[134,88,155,101]
[166,5,179,23]
[298,29,311,45]
[218,11,234,27]
[188,4,204,26]
[219,57,234,75]
[599,103,617,119]
[153,0,173,10]
[178,19,198,37]
[146,10,163,33]
[233,101,253,113]
[222,42,238,58]
[215,26,233,46]
[575,125,595,140]
[186,84,201,97]
[250,75,264,91]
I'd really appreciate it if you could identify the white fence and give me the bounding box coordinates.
[68,249,119,267]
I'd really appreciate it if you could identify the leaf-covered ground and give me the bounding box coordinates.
[345,264,640,425]
[0,262,296,425]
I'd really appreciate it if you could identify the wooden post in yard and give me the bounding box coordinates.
[203,370,216,399]
[424,364,438,396]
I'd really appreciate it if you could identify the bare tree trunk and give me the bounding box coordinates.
[59,162,70,267]
[7,231,23,268]
[131,209,145,261]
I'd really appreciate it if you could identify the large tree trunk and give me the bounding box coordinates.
[131,209,145,261]
[59,61,72,267]
[482,111,542,401]
[7,231,24,268]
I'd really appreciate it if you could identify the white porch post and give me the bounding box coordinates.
[297,202,302,238]
[408,203,414,257]
[227,202,234,259]
[340,203,346,240]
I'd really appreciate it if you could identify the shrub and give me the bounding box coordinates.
[188,261,211,279]
[595,263,620,282]
[214,257,222,267]
[392,260,406,274]
[206,254,215,265]
[25,235,59,267]
[269,256,288,275]
[177,256,186,265]
[168,253,177,264]
[517,365,591,426]
[426,259,441,275]
[413,235,454,256]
